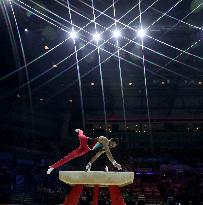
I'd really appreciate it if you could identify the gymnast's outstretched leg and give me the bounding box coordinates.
[47,146,90,174]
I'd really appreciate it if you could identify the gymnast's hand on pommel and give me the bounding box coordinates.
[113,160,122,170]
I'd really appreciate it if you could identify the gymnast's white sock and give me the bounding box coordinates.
[47,167,54,174]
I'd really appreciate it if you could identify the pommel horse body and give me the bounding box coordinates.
[59,171,134,205]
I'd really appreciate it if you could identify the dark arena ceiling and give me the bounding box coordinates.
[0,0,203,125]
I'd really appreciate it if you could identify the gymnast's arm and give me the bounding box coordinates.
[75,129,83,135]
[75,129,88,140]
[89,150,105,165]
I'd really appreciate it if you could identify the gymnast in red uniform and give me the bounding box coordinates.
[47,129,121,174]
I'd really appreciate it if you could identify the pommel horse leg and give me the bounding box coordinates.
[63,185,100,205]
[109,185,125,205]
[93,185,100,205]
[59,171,134,205]
[63,185,83,205]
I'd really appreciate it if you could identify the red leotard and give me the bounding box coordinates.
[50,130,91,169]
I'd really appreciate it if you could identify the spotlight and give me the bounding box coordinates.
[91,82,95,86]
[129,82,133,86]
[24,28,28,32]
[113,29,121,39]
[69,30,77,40]
[68,99,73,103]
[93,32,101,42]
[137,28,146,38]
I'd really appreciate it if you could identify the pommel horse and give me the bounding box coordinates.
[59,171,134,205]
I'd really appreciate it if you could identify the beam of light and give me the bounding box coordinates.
[10,19,192,102]
[144,1,203,69]
[4,0,190,99]
[145,2,203,71]
[79,0,183,55]
[1,0,115,83]
[55,0,159,45]
[32,0,196,68]
[11,0,190,87]
[73,0,202,71]
[71,0,199,68]
[138,0,153,153]
[37,33,184,95]
[153,39,202,75]
[43,35,182,102]
[157,2,203,38]
[77,0,203,69]
[146,0,183,29]
[22,0,95,38]
[16,0,69,32]
[0,0,70,82]
[105,37,191,79]
[133,0,203,70]
[47,7,203,100]
[78,0,179,35]
[121,34,201,74]
[2,0,146,97]
[1,1,21,73]
[78,0,199,76]
[4,0,189,100]
[7,0,130,84]
[8,0,34,135]
[91,0,107,131]
[146,34,203,62]
[67,0,85,131]
[165,39,202,67]
[107,2,203,73]
[79,0,146,32]
[78,0,143,19]
[5,27,191,102]
[37,11,197,101]
[61,0,188,69]
[15,0,158,74]
[149,4,203,32]
[112,0,127,130]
